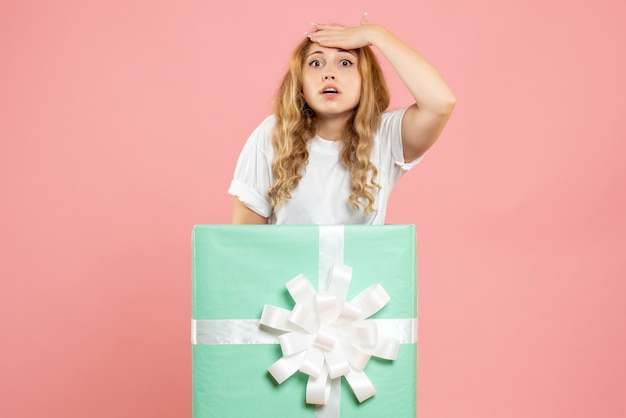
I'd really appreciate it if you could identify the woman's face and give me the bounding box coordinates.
[301,44,362,120]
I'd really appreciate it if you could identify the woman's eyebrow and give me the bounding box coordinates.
[337,49,357,58]
[306,49,357,58]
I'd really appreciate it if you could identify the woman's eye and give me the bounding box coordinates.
[340,59,353,67]
[309,60,323,67]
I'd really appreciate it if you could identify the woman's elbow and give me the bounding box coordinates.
[437,93,456,117]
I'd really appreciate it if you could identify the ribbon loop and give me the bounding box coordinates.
[314,327,337,352]
[367,336,400,360]
[350,284,391,319]
[287,274,317,306]
[324,344,351,379]
[316,293,339,321]
[342,342,371,372]
[306,369,331,405]
[260,305,300,333]
[344,370,377,403]
[300,347,325,378]
[278,332,314,356]
[335,301,362,322]
[290,303,319,334]
[268,351,307,384]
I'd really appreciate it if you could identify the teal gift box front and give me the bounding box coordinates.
[192,225,417,418]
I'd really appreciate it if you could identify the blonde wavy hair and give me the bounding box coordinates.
[268,38,390,216]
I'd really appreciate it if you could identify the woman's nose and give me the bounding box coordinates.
[323,73,335,80]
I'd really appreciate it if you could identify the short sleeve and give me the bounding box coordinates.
[379,108,425,181]
[227,116,275,218]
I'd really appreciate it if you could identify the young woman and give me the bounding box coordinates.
[229,15,455,224]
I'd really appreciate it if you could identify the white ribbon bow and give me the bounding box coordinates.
[259,263,400,405]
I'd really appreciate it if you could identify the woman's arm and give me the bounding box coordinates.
[232,197,268,224]
[309,15,456,161]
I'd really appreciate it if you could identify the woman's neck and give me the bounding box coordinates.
[314,114,350,141]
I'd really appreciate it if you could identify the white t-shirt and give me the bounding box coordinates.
[228,107,422,224]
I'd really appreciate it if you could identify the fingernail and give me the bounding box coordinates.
[310,21,317,26]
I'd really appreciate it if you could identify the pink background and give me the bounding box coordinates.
[1,0,625,417]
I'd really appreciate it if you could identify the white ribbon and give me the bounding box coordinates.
[192,318,416,345]
[259,263,402,405]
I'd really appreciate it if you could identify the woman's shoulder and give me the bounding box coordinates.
[380,107,409,126]
[245,114,275,143]
[258,114,277,128]
[242,114,276,156]
[249,114,276,137]
[375,107,409,140]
